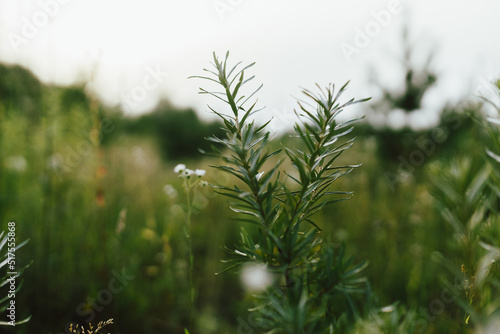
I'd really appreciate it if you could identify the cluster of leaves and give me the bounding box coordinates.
[352,303,420,334]
[192,52,372,332]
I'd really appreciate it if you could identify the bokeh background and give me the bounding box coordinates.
[1,0,500,333]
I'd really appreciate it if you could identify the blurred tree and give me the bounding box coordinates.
[365,28,438,163]
[0,63,42,124]
[0,63,43,226]
[124,102,224,160]
[359,28,482,186]
[60,86,90,111]
[378,30,437,113]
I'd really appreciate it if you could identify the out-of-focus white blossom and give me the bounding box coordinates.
[132,146,148,167]
[478,315,500,334]
[240,262,274,292]
[47,153,63,171]
[116,208,127,235]
[5,155,27,172]
[381,305,395,313]
[163,184,178,200]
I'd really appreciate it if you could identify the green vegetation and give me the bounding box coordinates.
[0,52,499,333]
[192,52,372,333]
[123,104,225,160]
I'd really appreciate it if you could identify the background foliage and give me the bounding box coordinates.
[0,49,499,333]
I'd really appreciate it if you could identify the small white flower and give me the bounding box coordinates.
[179,169,194,179]
[195,169,206,177]
[200,180,208,187]
[256,171,264,180]
[174,164,186,173]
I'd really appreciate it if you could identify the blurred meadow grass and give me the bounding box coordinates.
[0,54,499,333]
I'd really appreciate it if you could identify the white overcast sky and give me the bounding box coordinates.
[0,0,499,130]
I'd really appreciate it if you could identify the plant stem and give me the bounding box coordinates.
[183,179,195,327]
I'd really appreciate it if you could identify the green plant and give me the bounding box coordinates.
[192,52,372,333]
[429,157,492,330]
[172,164,208,329]
[351,303,419,334]
[426,79,500,332]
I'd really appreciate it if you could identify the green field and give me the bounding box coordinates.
[1,56,500,334]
